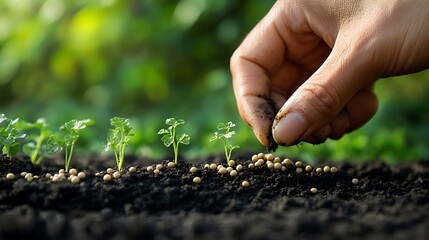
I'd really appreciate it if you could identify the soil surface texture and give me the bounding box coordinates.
[0,153,428,240]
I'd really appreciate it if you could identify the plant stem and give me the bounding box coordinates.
[31,132,46,165]
[222,139,230,166]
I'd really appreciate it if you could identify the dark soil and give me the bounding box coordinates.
[1,153,428,240]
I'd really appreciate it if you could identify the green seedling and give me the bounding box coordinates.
[210,121,239,166]
[48,119,93,171]
[103,117,134,171]
[18,118,51,165]
[158,118,190,164]
[0,113,26,157]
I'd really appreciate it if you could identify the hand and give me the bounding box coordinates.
[230,0,429,148]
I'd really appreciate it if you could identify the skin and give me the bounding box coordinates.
[230,0,429,148]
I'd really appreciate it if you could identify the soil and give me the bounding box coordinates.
[0,153,428,240]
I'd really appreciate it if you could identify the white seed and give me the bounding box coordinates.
[305,165,313,172]
[296,167,303,173]
[330,167,338,173]
[254,161,262,167]
[273,157,281,163]
[24,173,33,180]
[310,188,318,194]
[113,171,121,179]
[236,164,243,172]
[217,165,223,170]
[316,167,323,174]
[230,170,238,177]
[106,168,114,174]
[77,172,86,179]
[70,176,80,184]
[146,166,154,172]
[256,159,265,166]
[226,167,233,173]
[58,169,65,174]
[218,167,227,175]
[20,172,27,177]
[153,169,160,174]
[295,161,303,168]
[26,176,33,182]
[52,175,59,182]
[34,175,39,179]
[156,164,163,170]
[189,167,198,173]
[257,153,265,159]
[167,162,175,168]
[251,155,259,162]
[267,162,274,169]
[129,166,137,173]
[352,178,359,185]
[265,153,274,161]
[95,172,101,177]
[323,166,330,173]
[6,173,15,180]
[284,159,294,166]
[274,162,282,170]
[242,181,250,188]
[248,163,255,169]
[103,174,112,182]
[45,173,52,178]
[58,173,66,180]
[69,168,78,176]
[228,160,236,167]
[67,175,73,181]
[193,177,201,184]
[281,166,287,171]
[204,163,210,169]
[210,163,217,170]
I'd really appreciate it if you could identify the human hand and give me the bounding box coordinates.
[230,0,429,149]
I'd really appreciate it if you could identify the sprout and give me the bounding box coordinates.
[0,113,26,157]
[158,118,190,164]
[210,122,239,167]
[103,117,134,171]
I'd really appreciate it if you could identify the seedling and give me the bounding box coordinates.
[48,119,93,171]
[103,117,134,171]
[210,121,239,166]
[18,118,51,165]
[158,118,190,164]
[0,113,26,157]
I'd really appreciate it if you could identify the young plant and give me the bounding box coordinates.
[48,119,93,171]
[19,118,51,165]
[158,118,190,164]
[210,121,239,166]
[103,117,134,171]
[0,113,26,157]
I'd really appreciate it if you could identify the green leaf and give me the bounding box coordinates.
[178,133,190,145]
[158,129,169,135]
[161,134,174,147]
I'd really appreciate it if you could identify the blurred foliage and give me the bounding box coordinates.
[0,0,428,163]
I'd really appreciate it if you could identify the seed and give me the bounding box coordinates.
[274,162,282,170]
[45,173,52,178]
[106,168,114,174]
[256,159,265,166]
[193,177,201,184]
[251,155,259,162]
[257,153,265,159]
[323,166,330,173]
[295,161,303,168]
[167,162,175,168]
[283,159,294,166]
[226,167,233,173]
[273,157,281,163]
[146,166,154,172]
[210,163,217,170]
[248,163,255,169]
[230,170,238,177]
[267,162,274,169]
[305,165,313,172]
[77,172,86,179]
[26,176,33,182]
[24,173,33,180]
[156,164,163,171]
[296,167,303,173]
[113,171,121,179]
[229,160,236,166]
[52,175,59,182]
[310,188,318,194]
[189,167,198,173]
[58,169,65,174]
[95,172,101,177]
[129,166,137,173]
[70,176,80,184]
[20,172,27,177]
[316,167,322,174]
[204,163,210,169]
[242,181,250,188]
[281,166,286,171]
[218,167,227,175]
[236,164,243,172]
[103,174,112,182]
[153,169,160,174]
[352,178,359,185]
[69,168,78,176]
[265,153,274,161]
[6,173,15,180]
[217,165,223,170]
[330,167,338,173]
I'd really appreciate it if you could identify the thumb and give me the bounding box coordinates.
[272,46,377,146]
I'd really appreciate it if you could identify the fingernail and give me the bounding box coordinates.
[273,112,308,146]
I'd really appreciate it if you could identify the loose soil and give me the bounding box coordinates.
[0,153,428,240]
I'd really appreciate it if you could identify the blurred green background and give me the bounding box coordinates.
[1,0,428,163]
